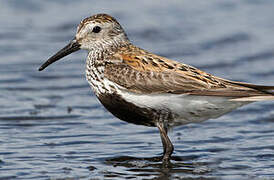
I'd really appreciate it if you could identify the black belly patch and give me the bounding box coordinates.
[97,93,156,127]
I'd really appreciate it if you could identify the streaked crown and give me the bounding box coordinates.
[76,14,129,51]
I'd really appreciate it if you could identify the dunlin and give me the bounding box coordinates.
[39,14,274,164]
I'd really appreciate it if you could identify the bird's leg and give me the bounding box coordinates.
[156,121,174,165]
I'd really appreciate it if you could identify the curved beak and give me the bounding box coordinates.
[38,38,81,71]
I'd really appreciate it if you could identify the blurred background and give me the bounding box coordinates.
[1,0,274,179]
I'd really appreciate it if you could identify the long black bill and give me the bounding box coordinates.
[38,38,81,71]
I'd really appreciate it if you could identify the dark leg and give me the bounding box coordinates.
[156,122,174,164]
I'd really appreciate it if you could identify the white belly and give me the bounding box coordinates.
[120,91,248,126]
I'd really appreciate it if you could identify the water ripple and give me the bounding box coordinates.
[0,0,274,179]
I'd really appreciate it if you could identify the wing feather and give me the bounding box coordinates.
[104,45,274,100]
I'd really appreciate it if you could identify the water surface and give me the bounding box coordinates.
[1,0,274,179]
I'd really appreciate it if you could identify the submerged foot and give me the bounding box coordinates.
[162,155,172,167]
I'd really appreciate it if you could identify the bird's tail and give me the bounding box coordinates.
[228,81,274,102]
[231,96,274,102]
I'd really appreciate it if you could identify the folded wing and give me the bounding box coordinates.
[104,45,274,102]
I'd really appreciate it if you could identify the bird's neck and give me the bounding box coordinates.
[87,35,130,65]
[85,39,131,96]
[85,37,131,95]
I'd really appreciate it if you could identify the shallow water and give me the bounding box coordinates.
[1,0,274,179]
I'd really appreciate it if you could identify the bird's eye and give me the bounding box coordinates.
[92,26,101,33]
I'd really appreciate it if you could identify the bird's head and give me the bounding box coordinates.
[39,14,129,71]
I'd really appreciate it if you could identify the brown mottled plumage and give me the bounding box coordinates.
[104,44,274,97]
[39,14,274,165]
